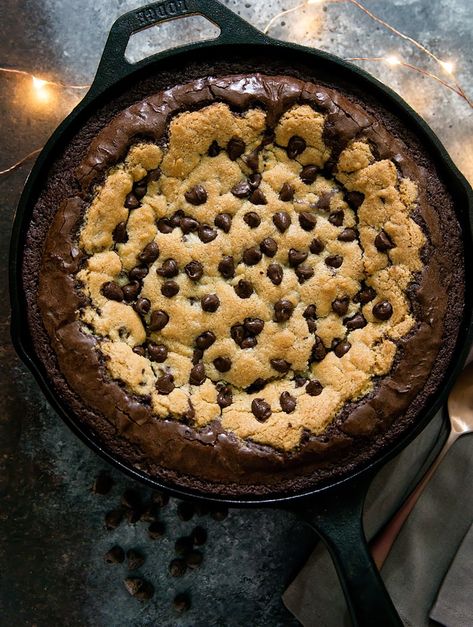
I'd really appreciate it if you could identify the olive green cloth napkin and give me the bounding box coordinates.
[283,411,473,626]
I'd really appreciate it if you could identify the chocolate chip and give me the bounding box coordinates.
[329,210,344,226]
[246,378,266,393]
[249,188,267,205]
[214,357,232,372]
[169,209,182,227]
[345,191,365,208]
[287,135,307,158]
[201,294,220,312]
[157,217,173,233]
[311,336,326,361]
[183,260,203,282]
[273,211,291,232]
[299,211,317,231]
[296,264,315,283]
[294,375,308,388]
[148,343,168,362]
[210,504,228,521]
[113,221,128,243]
[280,391,297,413]
[123,578,154,601]
[169,558,187,577]
[309,238,325,254]
[218,256,235,279]
[317,192,332,211]
[270,359,291,373]
[191,526,207,546]
[300,165,318,184]
[129,264,148,281]
[244,317,264,335]
[92,471,114,495]
[274,299,294,322]
[123,281,141,302]
[161,280,179,298]
[173,592,191,613]
[243,246,262,266]
[243,211,261,228]
[267,263,283,285]
[279,182,295,201]
[192,348,203,364]
[344,313,367,330]
[248,173,262,189]
[148,520,165,539]
[105,509,124,530]
[332,296,350,316]
[260,237,278,257]
[177,501,194,521]
[104,545,125,564]
[334,340,351,357]
[241,336,257,349]
[338,228,357,242]
[234,279,253,299]
[121,488,141,510]
[157,258,179,278]
[132,345,146,357]
[147,167,161,183]
[198,225,217,243]
[196,331,216,349]
[186,550,203,570]
[325,255,343,268]
[208,140,220,157]
[288,248,308,267]
[303,304,317,319]
[217,385,233,408]
[189,363,206,385]
[227,137,246,160]
[156,374,174,394]
[373,300,393,320]
[185,184,207,205]
[101,281,124,302]
[125,192,140,209]
[149,309,169,330]
[180,216,199,233]
[306,380,323,396]
[231,324,246,346]
[375,230,394,252]
[134,297,151,315]
[231,180,251,198]
[175,536,193,556]
[214,213,232,232]
[251,398,272,422]
[127,549,145,571]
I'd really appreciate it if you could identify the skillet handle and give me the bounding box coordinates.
[299,475,404,627]
[93,0,268,91]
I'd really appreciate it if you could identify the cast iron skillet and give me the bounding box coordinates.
[9,1,473,625]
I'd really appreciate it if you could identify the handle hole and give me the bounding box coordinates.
[125,15,221,64]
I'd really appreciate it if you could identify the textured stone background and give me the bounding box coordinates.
[0,1,471,625]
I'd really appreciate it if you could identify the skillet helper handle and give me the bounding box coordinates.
[94,0,268,90]
[301,477,403,627]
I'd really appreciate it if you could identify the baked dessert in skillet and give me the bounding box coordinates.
[25,74,464,495]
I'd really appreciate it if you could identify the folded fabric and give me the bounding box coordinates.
[283,411,473,627]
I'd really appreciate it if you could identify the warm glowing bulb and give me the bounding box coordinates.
[307,0,323,5]
[440,60,454,74]
[32,76,48,89]
[385,55,401,66]
[32,76,50,102]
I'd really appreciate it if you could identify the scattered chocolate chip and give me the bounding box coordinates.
[309,238,325,254]
[185,184,207,205]
[152,491,169,507]
[105,509,123,530]
[134,182,147,199]
[241,336,257,349]
[198,225,217,243]
[210,504,228,521]
[208,140,220,157]
[169,210,183,228]
[344,313,367,330]
[316,192,332,211]
[125,192,140,209]
[345,191,365,208]
[273,211,291,232]
[173,592,191,613]
[246,378,266,393]
[169,559,187,577]
[147,167,161,183]
[332,296,350,316]
[123,578,154,601]
[196,331,216,350]
[156,374,175,395]
[161,280,179,297]
[356,286,377,304]
[300,165,318,184]
[299,211,317,231]
[121,489,141,510]
[132,345,146,357]
[149,309,169,330]
[294,375,308,388]
[227,137,246,160]
[177,501,195,521]
[249,188,267,205]
[303,304,317,320]
[373,300,393,320]
[243,211,261,228]
[175,536,193,556]
[138,241,160,264]
[248,173,262,189]
[243,246,262,266]
[231,324,246,346]
[251,398,272,422]
[311,336,327,361]
[329,210,344,226]
[244,151,260,171]
[185,260,204,281]
[189,363,206,385]
[201,294,220,312]
[217,385,233,408]
[267,263,283,285]
[287,135,307,159]
[148,342,168,362]
[279,182,295,201]
[101,281,124,302]
[325,255,343,268]
[214,357,232,372]
[129,265,149,282]
[274,299,294,322]
[159,217,175,233]
[375,230,394,252]
[260,237,278,257]
[334,339,351,357]
[231,180,251,198]
[113,221,128,243]
[186,550,203,569]
[306,380,323,396]
[280,391,297,413]
[180,216,199,233]
[134,297,151,315]
[148,520,165,539]
[123,281,141,302]
[288,248,308,267]
[234,279,253,299]
[244,317,264,335]
[92,471,114,495]
[104,545,125,564]
[127,549,145,571]
[338,228,357,242]
[270,359,291,373]
[295,264,314,283]
[214,213,232,233]
[191,526,207,546]
[218,256,235,279]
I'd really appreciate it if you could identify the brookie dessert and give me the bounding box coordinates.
[24,74,464,495]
